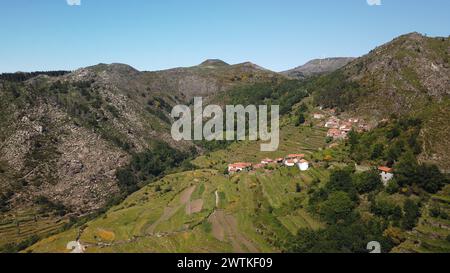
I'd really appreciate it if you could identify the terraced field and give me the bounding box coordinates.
[394,185,450,253]
[0,210,68,250]
[192,124,328,171]
[27,162,328,253]
[27,125,330,253]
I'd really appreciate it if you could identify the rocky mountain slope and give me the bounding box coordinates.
[141,59,285,101]
[1,32,449,253]
[0,60,288,250]
[281,57,355,79]
[311,33,450,171]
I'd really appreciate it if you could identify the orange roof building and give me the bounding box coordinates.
[228,162,252,173]
[378,166,393,173]
[253,163,266,169]
[261,158,274,164]
[286,154,305,159]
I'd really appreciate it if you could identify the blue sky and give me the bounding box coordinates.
[0,0,449,73]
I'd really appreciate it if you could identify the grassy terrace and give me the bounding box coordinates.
[0,210,68,250]
[192,123,328,171]
[27,123,333,253]
[394,185,450,253]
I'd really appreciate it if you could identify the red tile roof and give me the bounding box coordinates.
[286,154,305,159]
[378,166,393,173]
[229,162,252,168]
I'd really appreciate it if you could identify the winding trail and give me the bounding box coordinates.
[215,191,220,208]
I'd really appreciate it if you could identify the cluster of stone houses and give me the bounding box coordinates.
[324,117,356,140]
[228,154,310,174]
[319,115,369,140]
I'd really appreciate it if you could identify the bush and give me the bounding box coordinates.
[402,199,421,230]
[319,191,355,224]
[370,200,403,224]
[354,171,383,194]
[386,180,400,194]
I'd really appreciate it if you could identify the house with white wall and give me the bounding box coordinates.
[228,163,252,173]
[298,160,309,171]
[378,166,394,185]
[284,159,296,167]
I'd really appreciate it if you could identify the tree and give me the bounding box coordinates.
[354,171,383,194]
[402,199,420,230]
[327,169,354,193]
[320,191,355,224]
[370,143,384,159]
[348,130,359,155]
[385,140,405,163]
[416,164,447,194]
[386,126,400,140]
[395,151,419,187]
[296,113,306,126]
[370,199,402,225]
[386,180,400,194]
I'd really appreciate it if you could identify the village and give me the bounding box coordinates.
[227,109,394,186]
[228,154,310,174]
[228,155,394,186]
[311,110,371,140]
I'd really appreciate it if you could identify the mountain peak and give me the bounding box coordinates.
[199,59,229,67]
[88,63,140,73]
[234,61,270,71]
[282,57,355,79]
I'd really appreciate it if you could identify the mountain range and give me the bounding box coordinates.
[0,32,449,253]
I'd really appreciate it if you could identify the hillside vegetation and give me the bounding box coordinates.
[1,32,449,253]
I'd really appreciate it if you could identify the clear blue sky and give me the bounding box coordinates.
[1,0,449,73]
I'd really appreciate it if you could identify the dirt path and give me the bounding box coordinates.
[209,210,258,253]
[215,191,219,208]
[66,241,85,253]
[147,186,196,234]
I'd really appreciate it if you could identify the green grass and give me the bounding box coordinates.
[26,122,330,253]
[192,123,327,171]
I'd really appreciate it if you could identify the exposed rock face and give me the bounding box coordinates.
[312,33,450,171]
[344,33,449,101]
[282,57,355,79]
[0,59,285,218]
[0,100,129,214]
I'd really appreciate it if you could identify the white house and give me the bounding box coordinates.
[228,163,252,173]
[378,166,394,185]
[298,160,309,171]
[284,159,296,167]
